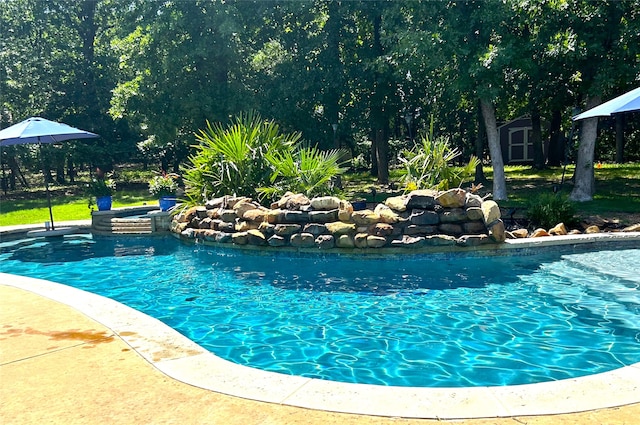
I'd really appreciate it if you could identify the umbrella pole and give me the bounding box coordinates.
[38,140,55,230]
[45,178,55,230]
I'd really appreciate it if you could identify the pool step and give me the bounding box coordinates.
[93,217,153,235]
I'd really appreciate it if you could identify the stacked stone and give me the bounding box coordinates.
[171,188,506,250]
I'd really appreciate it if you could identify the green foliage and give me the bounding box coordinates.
[258,147,349,202]
[182,112,300,204]
[527,193,578,229]
[148,173,179,197]
[398,133,479,192]
[87,178,116,198]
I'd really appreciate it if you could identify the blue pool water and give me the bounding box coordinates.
[1,234,639,387]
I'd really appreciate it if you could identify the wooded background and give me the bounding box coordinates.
[1,0,639,201]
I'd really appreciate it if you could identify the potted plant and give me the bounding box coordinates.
[149,173,179,211]
[88,176,116,211]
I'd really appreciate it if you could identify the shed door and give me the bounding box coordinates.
[508,127,533,162]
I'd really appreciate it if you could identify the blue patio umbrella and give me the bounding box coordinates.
[0,117,99,230]
[573,86,640,120]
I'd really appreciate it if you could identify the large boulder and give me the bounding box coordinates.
[351,210,381,226]
[272,192,311,210]
[308,209,339,223]
[374,204,403,224]
[439,208,467,223]
[436,188,466,208]
[310,196,341,211]
[409,210,439,226]
[336,234,355,248]
[406,190,438,209]
[549,223,568,236]
[274,224,301,236]
[384,195,408,212]
[325,221,356,235]
[290,232,316,248]
[315,234,335,249]
[481,200,501,226]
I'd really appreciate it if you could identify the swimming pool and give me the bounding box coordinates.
[1,233,639,388]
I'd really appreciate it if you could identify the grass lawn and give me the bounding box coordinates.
[1,163,639,227]
[0,186,156,227]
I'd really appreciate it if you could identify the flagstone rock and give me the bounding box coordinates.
[463,221,487,234]
[242,208,268,222]
[406,190,438,209]
[384,195,408,212]
[315,234,335,249]
[325,221,356,235]
[258,221,275,237]
[481,200,501,226]
[409,210,439,225]
[290,232,316,248]
[585,225,600,234]
[531,228,550,238]
[338,200,354,221]
[308,209,339,223]
[274,224,301,236]
[465,207,484,221]
[456,234,489,247]
[247,229,267,246]
[235,221,258,232]
[549,223,568,236]
[310,196,341,211]
[374,204,403,224]
[391,235,426,249]
[511,228,529,238]
[623,223,640,232]
[367,235,387,248]
[436,188,466,208]
[214,231,232,243]
[284,210,310,223]
[303,223,328,236]
[424,235,457,246]
[232,232,248,245]
[198,218,212,229]
[352,210,381,226]
[266,209,284,224]
[465,193,483,208]
[336,234,355,248]
[370,223,394,237]
[438,223,463,236]
[219,209,237,222]
[218,221,235,233]
[405,224,438,235]
[488,220,506,243]
[354,233,368,248]
[440,208,467,223]
[268,235,287,247]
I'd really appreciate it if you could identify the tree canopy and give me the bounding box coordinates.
[2,0,639,200]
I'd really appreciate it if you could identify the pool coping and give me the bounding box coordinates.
[2,227,640,419]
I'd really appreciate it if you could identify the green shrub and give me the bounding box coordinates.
[398,133,479,191]
[182,112,299,204]
[527,193,578,229]
[257,146,348,202]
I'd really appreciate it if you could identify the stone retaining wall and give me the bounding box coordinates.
[171,188,506,251]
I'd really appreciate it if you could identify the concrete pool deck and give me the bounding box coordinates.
[2,227,640,423]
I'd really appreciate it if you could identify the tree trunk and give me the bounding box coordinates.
[375,129,389,184]
[547,109,562,166]
[570,96,601,202]
[474,101,486,182]
[479,99,507,200]
[531,107,545,169]
[615,114,625,163]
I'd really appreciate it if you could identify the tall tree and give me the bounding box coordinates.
[567,0,640,201]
